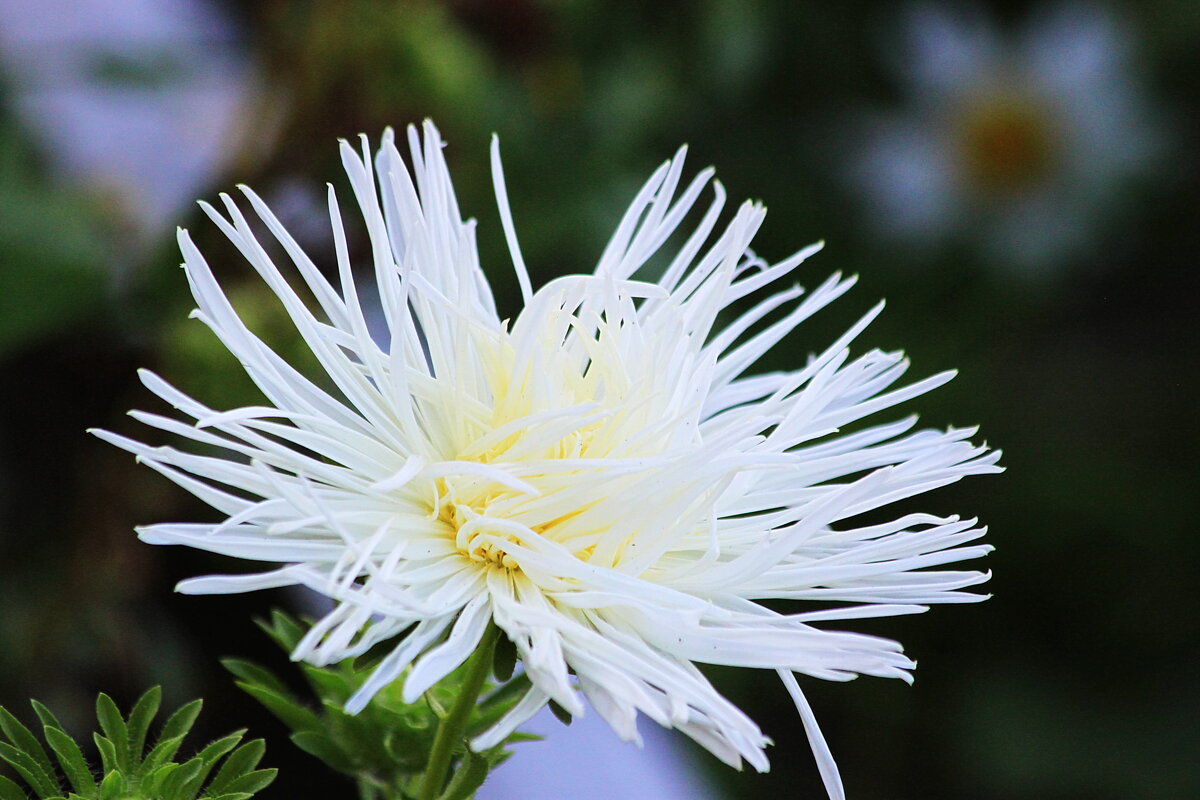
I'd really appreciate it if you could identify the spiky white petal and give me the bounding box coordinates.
[95,121,999,796]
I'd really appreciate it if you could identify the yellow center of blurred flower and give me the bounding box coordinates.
[956,92,1058,193]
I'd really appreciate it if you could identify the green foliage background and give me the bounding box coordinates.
[0,1,1196,798]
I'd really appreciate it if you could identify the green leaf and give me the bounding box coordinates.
[220,659,292,699]
[301,665,354,703]
[289,730,357,775]
[0,775,29,800]
[94,695,129,772]
[231,682,321,734]
[468,675,532,738]
[143,734,188,772]
[477,673,531,714]
[157,699,203,751]
[29,701,63,732]
[141,762,179,796]
[43,725,97,795]
[196,731,245,765]
[157,757,203,799]
[491,634,517,683]
[548,700,573,727]
[436,748,489,800]
[501,732,541,745]
[125,686,162,766]
[0,739,60,797]
[1,705,56,785]
[205,739,264,794]
[97,770,125,800]
[214,768,277,796]
[182,732,252,797]
[92,733,119,774]
[256,611,307,652]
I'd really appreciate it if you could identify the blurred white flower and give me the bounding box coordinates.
[0,0,256,253]
[849,3,1162,274]
[96,121,999,798]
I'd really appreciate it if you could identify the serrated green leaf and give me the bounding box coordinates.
[157,757,203,799]
[186,731,245,794]
[195,731,245,765]
[215,768,277,796]
[29,701,63,733]
[94,695,129,772]
[97,769,126,800]
[0,739,60,797]
[491,634,517,683]
[157,699,203,752]
[0,775,29,800]
[436,748,489,800]
[43,725,97,795]
[0,705,57,790]
[289,730,356,775]
[233,682,321,733]
[93,733,119,774]
[548,700,572,727]
[143,734,187,772]
[205,739,264,794]
[256,610,306,652]
[142,762,179,795]
[220,659,291,699]
[178,762,216,799]
[125,687,162,767]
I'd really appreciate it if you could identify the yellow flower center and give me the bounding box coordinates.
[956,91,1059,194]
[423,318,666,575]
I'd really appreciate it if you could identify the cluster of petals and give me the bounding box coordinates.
[96,120,999,798]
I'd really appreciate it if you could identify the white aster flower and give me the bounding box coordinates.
[849,3,1162,274]
[95,121,1000,798]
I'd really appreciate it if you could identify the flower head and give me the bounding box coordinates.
[96,121,1000,798]
[848,3,1162,274]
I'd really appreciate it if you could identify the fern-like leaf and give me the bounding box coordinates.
[0,691,276,800]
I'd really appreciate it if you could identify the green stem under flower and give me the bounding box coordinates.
[418,623,501,800]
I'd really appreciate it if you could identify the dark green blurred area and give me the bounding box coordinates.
[1,1,1197,798]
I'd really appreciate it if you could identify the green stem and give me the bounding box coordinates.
[418,623,500,800]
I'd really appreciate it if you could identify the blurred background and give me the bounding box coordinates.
[0,0,1196,797]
